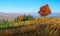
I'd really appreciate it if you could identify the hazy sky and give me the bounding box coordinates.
[0,0,60,14]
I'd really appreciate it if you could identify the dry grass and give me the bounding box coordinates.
[0,18,60,36]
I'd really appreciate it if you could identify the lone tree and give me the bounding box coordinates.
[38,4,52,17]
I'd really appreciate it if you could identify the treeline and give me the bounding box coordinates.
[14,15,35,22]
[0,15,35,28]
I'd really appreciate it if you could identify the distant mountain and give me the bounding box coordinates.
[0,12,21,21]
[31,13,60,18]
[47,13,60,18]
[0,12,60,21]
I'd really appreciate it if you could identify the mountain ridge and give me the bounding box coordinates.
[0,12,60,21]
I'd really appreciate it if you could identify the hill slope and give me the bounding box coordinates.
[0,18,60,36]
[0,12,21,21]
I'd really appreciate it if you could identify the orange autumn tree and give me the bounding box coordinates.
[14,15,24,22]
[19,15,24,21]
[38,4,52,17]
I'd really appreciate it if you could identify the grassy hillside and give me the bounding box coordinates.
[0,18,60,36]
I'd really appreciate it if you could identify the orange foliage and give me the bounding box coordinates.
[19,15,24,21]
[38,4,52,17]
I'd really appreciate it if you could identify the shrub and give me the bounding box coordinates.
[22,15,35,21]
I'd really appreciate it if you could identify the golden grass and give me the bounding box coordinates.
[12,18,60,27]
[0,18,60,36]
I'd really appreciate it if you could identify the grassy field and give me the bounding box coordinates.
[0,18,60,36]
